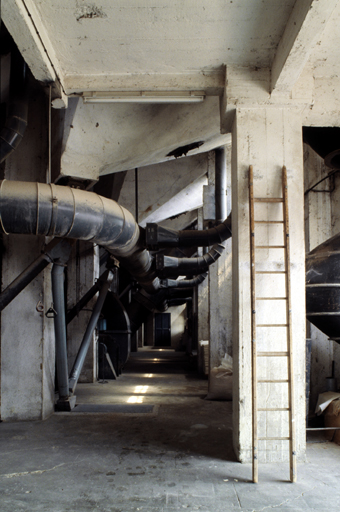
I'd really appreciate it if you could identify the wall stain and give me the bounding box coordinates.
[76,5,107,22]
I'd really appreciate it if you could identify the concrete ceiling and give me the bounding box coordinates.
[3,0,297,94]
[3,0,340,180]
[5,0,339,96]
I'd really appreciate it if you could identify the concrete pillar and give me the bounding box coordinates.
[66,242,99,383]
[231,107,306,462]
[0,86,55,421]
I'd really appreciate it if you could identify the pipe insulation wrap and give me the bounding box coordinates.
[0,180,139,253]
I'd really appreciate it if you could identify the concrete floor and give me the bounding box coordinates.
[0,348,339,512]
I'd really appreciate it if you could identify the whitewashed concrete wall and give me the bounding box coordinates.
[231,107,306,463]
[170,304,186,350]
[0,87,55,420]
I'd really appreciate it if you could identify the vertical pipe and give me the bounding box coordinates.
[215,147,227,223]
[69,271,113,393]
[47,85,52,184]
[135,168,139,223]
[52,264,69,398]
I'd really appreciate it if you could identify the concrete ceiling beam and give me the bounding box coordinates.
[2,0,68,107]
[271,0,338,95]
[139,174,208,227]
[63,72,225,97]
[158,210,198,232]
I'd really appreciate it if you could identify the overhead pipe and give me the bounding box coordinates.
[160,272,208,289]
[0,49,28,164]
[0,179,160,291]
[145,213,231,248]
[0,180,227,295]
[155,244,225,277]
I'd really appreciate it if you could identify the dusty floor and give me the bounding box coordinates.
[0,348,340,511]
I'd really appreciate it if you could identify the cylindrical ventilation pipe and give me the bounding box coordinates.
[0,181,230,295]
[0,180,159,291]
[156,244,225,277]
[215,147,227,223]
[146,213,231,248]
[160,272,208,289]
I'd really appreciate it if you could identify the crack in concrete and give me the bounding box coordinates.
[250,487,316,512]
[233,483,242,508]
[0,463,65,479]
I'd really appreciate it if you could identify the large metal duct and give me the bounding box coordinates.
[306,232,340,343]
[155,244,225,277]
[160,272,208,289]
[0,179,160,291]
[0,180,232,295]
[146,214,231,248]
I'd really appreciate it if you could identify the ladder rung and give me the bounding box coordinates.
[256,297,287,300]
[258,379,289,383]
[257,351,289,357]
[256,324,288,328]
[258,408,290,411]
[255,245,285,249]
[258,437,290,441]
[254,198,283,203]
[254,220,284,224]
[255,271,286,274]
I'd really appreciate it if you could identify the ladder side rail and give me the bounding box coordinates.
[282,166,297,483]
[249,165,258,483]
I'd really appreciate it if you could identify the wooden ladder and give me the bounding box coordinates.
[249,165,296,483]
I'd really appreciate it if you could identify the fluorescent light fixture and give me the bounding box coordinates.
[82,90,205,104]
